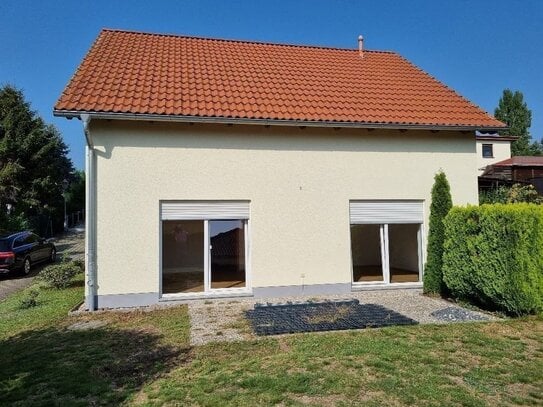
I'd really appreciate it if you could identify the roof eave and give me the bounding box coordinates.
[476,135,517,141]
[53,110,508,132]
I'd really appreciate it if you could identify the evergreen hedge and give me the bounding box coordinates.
[423,171,452,294]
[443,204,543,315]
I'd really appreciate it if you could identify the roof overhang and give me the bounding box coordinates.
[53,110,508,132]
[476,135,517,141]
[494,163,543,168]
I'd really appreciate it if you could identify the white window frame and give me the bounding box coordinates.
[482,143,494,158]
[159,201,252,299]
[349,200,425,288]
[351,222,423,287]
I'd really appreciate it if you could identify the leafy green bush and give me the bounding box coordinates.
[38,261,81,289]
[19,289,39,309]
[443,204,543,315]
[72,259,85,273]
[423,171,452,294]
[480,184,543,205]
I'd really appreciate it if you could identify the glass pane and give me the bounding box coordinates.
[210,220,246,289]
[162,220,204,293]
[350,224,383,282]
[388,224,420,283]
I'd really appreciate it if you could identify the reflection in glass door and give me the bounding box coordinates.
[350,224,385,283]
[209,220,246,289]
[162,220,205,293]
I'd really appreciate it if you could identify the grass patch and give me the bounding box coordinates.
[1,277,542,406]
[139,318,543,406]
[304,304,355,324]
[223,314,253,335]
[0,274,85,340]
[0,277,190,405]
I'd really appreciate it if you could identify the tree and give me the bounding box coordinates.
[0,85,73,234]
[529,137,543,156]
[423,171,452,295]
[494,89,540,156]
[66,170,85,214]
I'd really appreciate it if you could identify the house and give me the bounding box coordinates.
[476,132,515,175]
[480,156,543,193]
[54,29,505,309]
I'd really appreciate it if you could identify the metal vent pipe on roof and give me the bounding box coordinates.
[358,35,364,58]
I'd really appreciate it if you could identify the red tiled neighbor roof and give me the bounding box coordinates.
[54,29,506,129]
[493,156,543,167]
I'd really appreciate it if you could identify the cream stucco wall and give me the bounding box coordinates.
[476,139,511,175]
[89,120,478,297]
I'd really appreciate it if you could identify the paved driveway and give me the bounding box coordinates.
[0,229,84,302]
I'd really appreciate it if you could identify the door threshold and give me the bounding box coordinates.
[352,282,422,291]
[160,291,253,302]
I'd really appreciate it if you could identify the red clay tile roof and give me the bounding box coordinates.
[54,29,506,129]
[492,156,543,167]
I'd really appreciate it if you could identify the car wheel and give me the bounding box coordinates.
[50,248,56,263]
[22,257,31,275]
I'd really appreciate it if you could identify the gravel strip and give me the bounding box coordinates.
[189,300,253,346]
[188,289,498,346]
[431,306,490,321]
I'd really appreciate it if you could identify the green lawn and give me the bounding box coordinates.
[1,278,542,406]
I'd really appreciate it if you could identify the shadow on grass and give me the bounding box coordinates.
[0,325,189,405]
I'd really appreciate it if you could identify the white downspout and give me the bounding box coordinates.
[82,114,96,311]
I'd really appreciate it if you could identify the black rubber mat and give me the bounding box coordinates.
[245,299,418,336]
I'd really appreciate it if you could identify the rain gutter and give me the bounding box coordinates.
[53,110,508,133]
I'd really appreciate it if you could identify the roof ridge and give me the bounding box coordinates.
[100,28,397,54]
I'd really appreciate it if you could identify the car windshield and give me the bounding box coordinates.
[0,239,11,252]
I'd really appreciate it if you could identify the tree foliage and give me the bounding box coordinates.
[479,184,543,205]
[0,85,73,234]
[494,89,542,156]
[65,170,85,214]
[423,171,452,295]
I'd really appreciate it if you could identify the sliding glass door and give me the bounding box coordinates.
[350,222,422,285]
[162,219,248,295]
[350,224,384,283]
[209,220,246,289]
[162,220,205,293]
[388,224,421,283]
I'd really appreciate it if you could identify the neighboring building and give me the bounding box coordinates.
[476,132,515,175]
[480,156,543,193]
[54,29,505,309]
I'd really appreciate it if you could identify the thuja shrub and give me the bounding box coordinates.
[443,204,543,315]
[423,171,452,294]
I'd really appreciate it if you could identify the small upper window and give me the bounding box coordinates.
[482,144,493,158]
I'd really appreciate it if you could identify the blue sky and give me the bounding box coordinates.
[1,0,542,169]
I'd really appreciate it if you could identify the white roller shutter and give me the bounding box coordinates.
[161,201,250,220]
[350,200,423,224]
